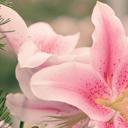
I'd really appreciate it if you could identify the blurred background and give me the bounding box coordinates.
[0,0,128,93]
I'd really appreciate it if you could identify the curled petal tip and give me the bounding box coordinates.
[76,32,80,37]
[71,32,80,40]
[19,67,22,70]
[74,32,80,42]
[97,1,100,4]
[96,1,103,8]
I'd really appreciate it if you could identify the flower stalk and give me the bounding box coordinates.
[20,121,24,128]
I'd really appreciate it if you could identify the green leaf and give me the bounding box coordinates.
[0,11,15,51]
[0,88,12,127]
[0,0,12,8]
[0,43,7,51]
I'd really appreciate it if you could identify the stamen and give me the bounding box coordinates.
[107,118,113,126]
[96,99,112,107]
[107,76,109,86]
[56,115,89,128]
[110,90,128,120]
[41,112,89,128]
[38,45,42,51]
[112,89,128,106]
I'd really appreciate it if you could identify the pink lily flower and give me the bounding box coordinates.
[30,1,128,128]
[0,4,81,68]
[5,46,91,127]
[2,3,91,127]
[6,47,91,127]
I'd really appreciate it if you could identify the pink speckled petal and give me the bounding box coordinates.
[0,4,29,54]
[18,38,58,68]
[49,33,79,55]
[28,22,79,55]
[112,55,128,98]
[91,2,128,87]
[30,62,115,122]
[6,93,80,124]
[107,122,115,128]
[28,22,56,49]
[114,112,128,128]
[71,47,90,55]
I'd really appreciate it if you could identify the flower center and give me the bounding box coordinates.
[111,90,128,120]
[43,43,55,53]
[97,90,128,121]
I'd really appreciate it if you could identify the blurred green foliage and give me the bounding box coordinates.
[0,54,21,93]
[13,0,107,23]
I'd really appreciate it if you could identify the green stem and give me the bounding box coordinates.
[19,121,24,128]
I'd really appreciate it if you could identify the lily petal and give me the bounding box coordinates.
[28,22,56,50]
[39,55,60,69]
[57,54,91,65]
[28,22,55,36]
[51,33,79,55]
[28,22,80,55]
[91,2,128,87]
[73,53,91,64]
[57,47,91,65]
[112,55,128,98]
[71,47,90,55]
[0,4,29,54]
[88,120,114,128]
[30,62,115,122]
[88,120,106,128]
[18,38,58,68]
[16,64,41,101]
[6,93,80,124]
[114,111,128,128]
[71,47,91,64]
[57,55,77,64]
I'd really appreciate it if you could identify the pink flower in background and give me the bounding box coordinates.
[30,2,128,128]
[0,4,82,69]
[6,93,86,127]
